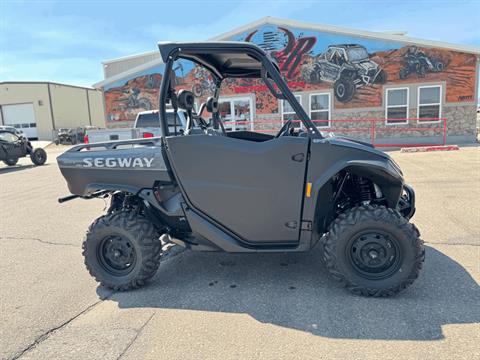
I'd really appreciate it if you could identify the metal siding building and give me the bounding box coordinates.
[0,82,105,140]
[94,17,480,145]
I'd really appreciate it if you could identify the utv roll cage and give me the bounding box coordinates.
[157,41,322,138]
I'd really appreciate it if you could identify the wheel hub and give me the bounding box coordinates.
[349,232,400,279]
[98,235,136,275]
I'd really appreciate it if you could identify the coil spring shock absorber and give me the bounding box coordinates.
[357,177,372,203]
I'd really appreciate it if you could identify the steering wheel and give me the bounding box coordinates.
[275,120,293,138]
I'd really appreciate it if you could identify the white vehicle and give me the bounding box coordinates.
[0,125,27,139]
[134,109,187,138]
[84,128,141,144]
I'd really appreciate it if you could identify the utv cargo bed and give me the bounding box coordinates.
[57,138,171,196]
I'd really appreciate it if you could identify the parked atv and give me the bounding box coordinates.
[0,130,47,166]
[55,128,79,145]
[399,46,444,79]
[57,42,423,297]
[301,44,387,102]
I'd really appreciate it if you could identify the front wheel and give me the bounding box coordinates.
[83,211,162,291]
[399,67,409,80]
[334,77,356,103]
[31,148,47,165]
[323,205,424,297]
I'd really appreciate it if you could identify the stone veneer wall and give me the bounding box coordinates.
[442,104,477,137]
[105,103,477,143]
[328,104,477,143]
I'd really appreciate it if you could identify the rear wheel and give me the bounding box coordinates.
[83,211,162,291]
[192,84,203,97]
[323,205,424,297]
[31,148,47,165]
[434,61,444,72]
[3,157,18,166]
[399,67,409,80]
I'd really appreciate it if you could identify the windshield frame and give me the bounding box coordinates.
[346,47,369,62]
[158,43,322,139]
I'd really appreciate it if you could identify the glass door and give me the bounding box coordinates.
[218,97,253,131]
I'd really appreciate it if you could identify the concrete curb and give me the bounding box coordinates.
[401,145,460,153]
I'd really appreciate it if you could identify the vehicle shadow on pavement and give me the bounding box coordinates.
[0,164,49,174]
[104,245,479,341]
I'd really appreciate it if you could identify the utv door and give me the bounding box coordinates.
[166,135,309,244]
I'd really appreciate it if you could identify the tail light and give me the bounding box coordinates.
[143,132,154,138]
[84,135,89,144]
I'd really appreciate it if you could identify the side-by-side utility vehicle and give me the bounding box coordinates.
[57,42,424,297]
[1,130,47,166]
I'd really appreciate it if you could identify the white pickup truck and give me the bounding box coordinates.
[84,128,141,144]
[134,109,188,138]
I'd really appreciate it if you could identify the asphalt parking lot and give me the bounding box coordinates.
[1,145,479,360]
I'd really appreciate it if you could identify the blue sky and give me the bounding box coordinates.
[1,0,479,87]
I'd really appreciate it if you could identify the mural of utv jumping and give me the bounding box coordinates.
[399,46,445,79]
[302,44,387,102]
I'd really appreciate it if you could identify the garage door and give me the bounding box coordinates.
[2,103,38,139]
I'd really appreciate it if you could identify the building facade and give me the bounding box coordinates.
[0,82,105,140]
[95,17,480,145]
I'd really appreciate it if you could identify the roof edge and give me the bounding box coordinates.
[102,51,159,65]
[93,57,164,89]
[0,81,99,90]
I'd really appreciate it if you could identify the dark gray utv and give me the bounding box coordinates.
[57,42,424,297]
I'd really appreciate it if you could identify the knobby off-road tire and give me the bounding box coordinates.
[83,210,162,291]
[323,205,424,297]
[31,148,47,165]
[334,77,356,103]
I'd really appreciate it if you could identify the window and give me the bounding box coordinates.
[309,93,330,128]
[281,95,302,128]
[218,97,253,131]
[418,85,441,122]
[386,88,409,124]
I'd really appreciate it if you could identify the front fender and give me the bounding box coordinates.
[303,158,404,227]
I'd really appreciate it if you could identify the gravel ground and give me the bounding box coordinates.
[0,144,478,360]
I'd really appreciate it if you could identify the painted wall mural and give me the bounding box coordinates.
[103,24,477,122]
[104,72,163,121]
